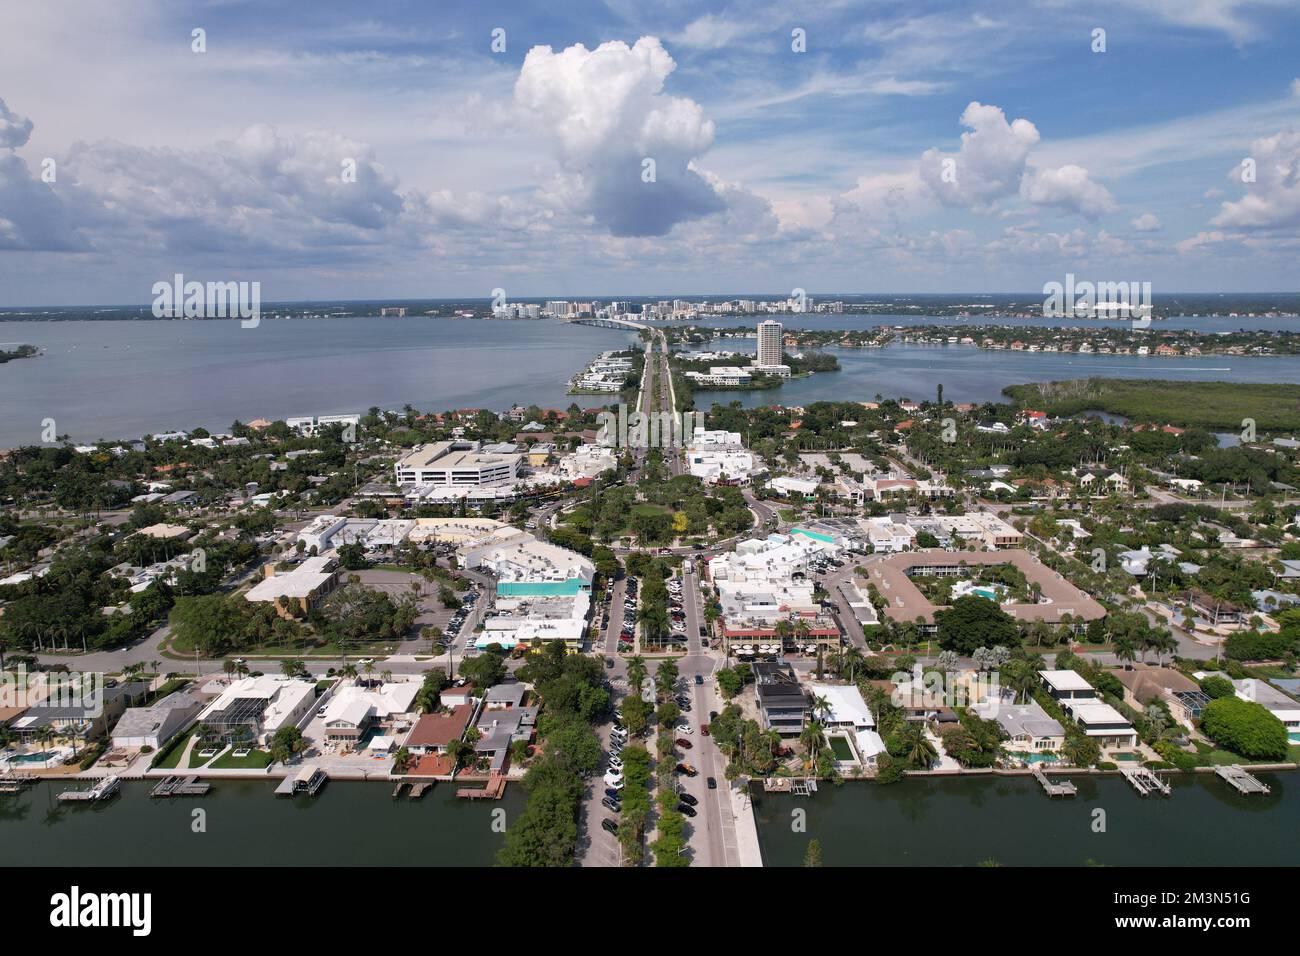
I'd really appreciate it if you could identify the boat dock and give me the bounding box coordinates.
[1215,765,1271,795]
[57,775,121,802]
[0,772,36,794]
[149,775,211,798]
[276,765,328,798]
[408,782,432,799]
[1121,766,1171,796]
[456,772,506,800]
[392,781,409,799]
[1032,767,1077,797]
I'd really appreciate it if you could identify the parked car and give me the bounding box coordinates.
[604,787,622,800]
[677,792,698,806]
[675,738,693,750]
[677,723,693,735]
[675,762,698,776]
[601,796,622,813]
[601,818,619,834]
[676,802,697,818]
[607,755,623,771]
[604,771,624,788]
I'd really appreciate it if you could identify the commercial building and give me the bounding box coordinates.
[243,556,339,618]
[865,550,1105,633]
[394,440,523,486]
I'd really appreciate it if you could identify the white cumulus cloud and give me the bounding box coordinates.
[1020,163,1118,219]
[1130,212,1162,231]
[513,37,724,237]
[1211,129,1300,229]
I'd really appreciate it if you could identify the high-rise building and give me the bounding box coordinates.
[757,319,783,367]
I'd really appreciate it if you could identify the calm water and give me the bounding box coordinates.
[0,317,637,447]
[6,315,1300,447]
[753,773,1300,867]
[0,779,523,866]
[662,312,1300,334]
[688,340,1300,408]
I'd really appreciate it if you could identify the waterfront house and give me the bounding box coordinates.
[404,704,476,755]
[974,697,1064,756]
[320,680,421,744]
[197,676,317,746]
[1106,664,1204,728]
[110,689,203,751]
[753,662,811,736]
[1039,669,1096,702]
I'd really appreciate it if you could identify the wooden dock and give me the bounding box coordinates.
[0,772,36,794]
[408,782,432,799]
[57,775,120,802]
[1121,766,1171,796]
[392,781,409,799]
[149,775,210,798]
[1032,767,1077,797]
[456,772,506,800]
[1215,765,1271,795]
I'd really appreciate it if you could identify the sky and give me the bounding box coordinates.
[1,0,1299,305]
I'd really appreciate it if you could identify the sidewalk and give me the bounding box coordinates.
[729,782,763,867]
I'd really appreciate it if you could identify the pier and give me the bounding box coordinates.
[1121,766,1171,796]
[408,782,432,799]
[392,781,409,799]
[149,775,211,798]
[1215,765,1271,795]
[1032,767,1077,797]
[57,775,121,802]
[0,772,36,793]
[456,772,506,800]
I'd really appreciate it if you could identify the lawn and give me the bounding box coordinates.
[210,748,274,770]
[152,727,198,770]
[1192,740,1298,766]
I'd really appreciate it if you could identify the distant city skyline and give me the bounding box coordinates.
[2,1,1300,304]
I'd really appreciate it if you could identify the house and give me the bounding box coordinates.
[483,682,528,710]
[753,662,810,735]
[1233,679,1300,736]
[1185,589,1245,627]
[1063,700,1138,749]
[7,680,149,743]
[974,697,1065,755]
[319,680,421,744]
[439,683,477,709]
[1039,669,1096,702]
[404,704,476,755]
[110,689,204,750]
[809,682,885,767]
[196,676,317,746]
[474,705,539,772]
[1107,664,1204,728]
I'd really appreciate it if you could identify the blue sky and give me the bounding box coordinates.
[1,0,1298,304]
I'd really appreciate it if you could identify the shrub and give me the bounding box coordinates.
[1201,696,1288,760]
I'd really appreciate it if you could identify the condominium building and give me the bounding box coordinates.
[756,319,783,367]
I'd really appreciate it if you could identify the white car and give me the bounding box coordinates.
[604,770,624,788]
[608,755,624,771]
[677,723,694,735]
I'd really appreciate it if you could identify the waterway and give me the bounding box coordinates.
[0,779,523,866]
[686,340,1300,409]
[752,772,1300,867]
[6,313,1300,448]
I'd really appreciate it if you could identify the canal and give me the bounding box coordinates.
[752,772,1300,867]
[0,780,525,866]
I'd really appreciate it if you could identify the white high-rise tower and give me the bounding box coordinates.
[756,319,783,367]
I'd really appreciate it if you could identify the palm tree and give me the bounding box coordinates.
[35,726,56,753]
[906,734,938,770]
[811,694,833,725]
[1112,634,1137,669]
